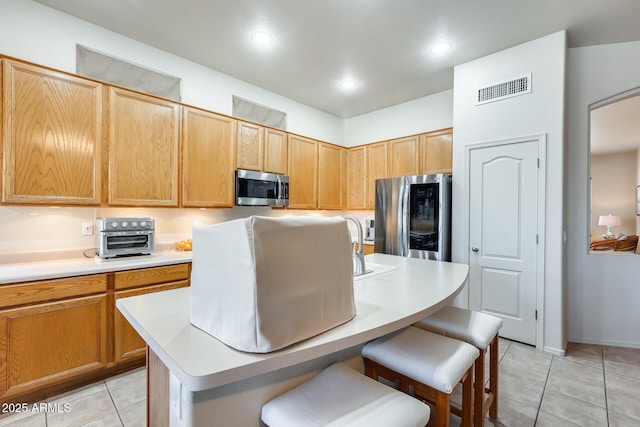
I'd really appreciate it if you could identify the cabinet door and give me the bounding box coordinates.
[288,135,318,209]
[2,60,103,205]
[182,107,236,207]
[347,146,367,210]
[236,121,264,171]
[0,295,107,398]
[107,87,180,206]
[388,136,419,177]
[420,130,453,174]
[114,281,189,363]
[318,143,345,210]
[263,128,288,174]
[366,142,387,209]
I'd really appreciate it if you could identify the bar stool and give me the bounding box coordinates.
[362,327,479,427]
[261,362,430,427]
[415,306,503,426]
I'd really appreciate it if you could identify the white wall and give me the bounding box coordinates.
[567,40,640,348]
[590,152,637,237]
[637,149,640,235]
[0,0,446,263]
[452,31,567,354]
[0,0,343,145]
[343,90,454,147]
[0,206,354,263]
[0,0,351,262]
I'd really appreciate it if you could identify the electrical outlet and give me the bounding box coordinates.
[82,222,93,236]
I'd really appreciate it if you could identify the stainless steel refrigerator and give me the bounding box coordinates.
[374,174,452,261]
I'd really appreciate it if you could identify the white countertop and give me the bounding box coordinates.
[0,251,193,284]
[116,253,469,392]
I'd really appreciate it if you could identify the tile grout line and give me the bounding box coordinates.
[602,346,610,427]
[103,379,125,427]
[532,351,554,426]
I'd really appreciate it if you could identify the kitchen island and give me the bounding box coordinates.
[116,253,469,426]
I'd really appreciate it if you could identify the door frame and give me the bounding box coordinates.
[464,134,547,350]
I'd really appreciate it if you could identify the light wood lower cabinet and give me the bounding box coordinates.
[0,294,108,399]
[113,264,190,363]
[0,263,190,404]
[114,281,189,363]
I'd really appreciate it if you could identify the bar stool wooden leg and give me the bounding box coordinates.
[474,347,486,427]
[414,306,503,424]
[488,334,499,419]
[461,366,473,427]
[434,392,450,427]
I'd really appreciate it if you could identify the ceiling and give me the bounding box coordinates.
[33,0,640,119]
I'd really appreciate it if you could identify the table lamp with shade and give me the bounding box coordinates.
[598,214,621,239]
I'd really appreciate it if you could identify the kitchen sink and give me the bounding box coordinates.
[353,263,397,281]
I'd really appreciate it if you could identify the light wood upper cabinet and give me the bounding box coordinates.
[107,87,180,206]
[366,142,387,209]
[2,59,103,205]
[288,135,318,209]
[420,129,453,174]
[318,143,346,210]
[264,128,288,174]
[182,107,236,207]
[236,121,264,171]
[388,135,419,177]
[347,146,367,210]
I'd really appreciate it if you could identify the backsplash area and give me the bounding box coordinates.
[0,206,373,264]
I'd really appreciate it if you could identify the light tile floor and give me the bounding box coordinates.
[0,339,638,426]
[0,367,146,427]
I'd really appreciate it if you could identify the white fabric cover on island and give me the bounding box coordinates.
[190,216,356,353]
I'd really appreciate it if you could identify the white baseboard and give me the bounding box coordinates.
[568,338,640,349]
[543,345,565,356]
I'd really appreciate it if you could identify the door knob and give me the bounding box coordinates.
[471,247,479,252]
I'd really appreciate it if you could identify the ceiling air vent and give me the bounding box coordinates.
[476,73,531,105]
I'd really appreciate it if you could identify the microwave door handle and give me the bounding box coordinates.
[276,177,282,200]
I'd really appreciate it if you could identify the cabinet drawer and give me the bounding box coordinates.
[0,274,107,309]
[114,264,190,290]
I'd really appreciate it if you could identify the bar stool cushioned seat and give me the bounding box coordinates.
[362,327,479,427]
[415,306,503,426]
[261,362,430,427]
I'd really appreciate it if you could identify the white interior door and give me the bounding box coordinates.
[469,139,540,345]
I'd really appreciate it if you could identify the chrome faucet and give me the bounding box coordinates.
[343,215,366,276]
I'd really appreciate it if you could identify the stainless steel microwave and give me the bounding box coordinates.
[235,169,289,207]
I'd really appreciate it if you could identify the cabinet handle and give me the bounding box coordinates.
[471,247,479,252]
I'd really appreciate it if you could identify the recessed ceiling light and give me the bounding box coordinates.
[339,79,357,90]
[429,42,452,55]
[251,31,274,45]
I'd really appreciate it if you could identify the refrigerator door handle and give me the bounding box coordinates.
[400,179,409,257]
